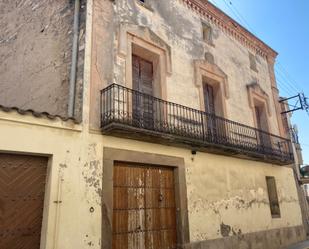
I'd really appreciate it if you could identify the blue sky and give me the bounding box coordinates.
[208,0,309,164]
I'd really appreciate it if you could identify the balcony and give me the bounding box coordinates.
[100,84,294,165]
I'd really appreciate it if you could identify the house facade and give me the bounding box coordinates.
[0,0,306,249]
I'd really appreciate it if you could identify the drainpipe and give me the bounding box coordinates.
[68,0,80,118]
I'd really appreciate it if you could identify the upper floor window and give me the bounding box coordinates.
[202,23,213,44]
[249,52,258,72]
[254,103,271,146]
[203,83,216,115]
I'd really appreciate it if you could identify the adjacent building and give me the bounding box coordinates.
[0,0,306,249]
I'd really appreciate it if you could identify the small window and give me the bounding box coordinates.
[202,23,212,44]
[249,52,258,72]
[266,176,281,218]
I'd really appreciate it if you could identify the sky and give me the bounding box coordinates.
[208,0,309,165]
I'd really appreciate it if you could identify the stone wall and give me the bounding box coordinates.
[0,0,86,120]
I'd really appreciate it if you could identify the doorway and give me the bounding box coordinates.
[132,55,155,129]
[112,162,177,249]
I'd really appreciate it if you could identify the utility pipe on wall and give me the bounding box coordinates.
[68,0,80,118]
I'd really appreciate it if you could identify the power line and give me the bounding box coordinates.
[221,0,256,36]
[276,75,299,94]
[277,61,303,91]
[218,0,309,122]
[210,0,304,106]
[217,0,304,95]
[277,81,294,97]
[275,68,301,93]
[220,0,250,29]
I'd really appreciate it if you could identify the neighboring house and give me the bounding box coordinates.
[0,1,306,249]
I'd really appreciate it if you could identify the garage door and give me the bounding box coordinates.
[0,153,48,249]
[113,162,177,249]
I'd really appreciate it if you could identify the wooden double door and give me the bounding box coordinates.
[112,162,177,249]
[0,153,48,249]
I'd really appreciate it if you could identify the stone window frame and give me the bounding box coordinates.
[118,24,172,101]
[247,83,272,133]
[201,22,214,46]
[101,147,190,249]
[194,60,229,118]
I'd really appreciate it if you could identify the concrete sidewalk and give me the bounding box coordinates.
[285,240,309,249]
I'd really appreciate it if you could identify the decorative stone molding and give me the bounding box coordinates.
[118,23,172,74]
[247,82,271,117]
[194,59,229,98]
[266,54,287,137]
[117,23,172,100]
[194,59,229,117]
[181,0,278,59]
[102,148,190,249]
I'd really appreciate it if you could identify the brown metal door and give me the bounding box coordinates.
[113,162,177,249]
[0,153,48,249]
[132,55,154,129]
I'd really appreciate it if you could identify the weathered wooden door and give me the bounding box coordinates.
[132,55,154,129]
[113,162,177,249]
[0,153,48,249]
[254,106,271,149]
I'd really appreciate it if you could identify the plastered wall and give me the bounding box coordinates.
[0,0,86,120]
[0,0,303,248]
[0,111,303,248]
[90,0,280,135]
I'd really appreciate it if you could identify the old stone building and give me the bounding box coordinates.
[0,0,306,249]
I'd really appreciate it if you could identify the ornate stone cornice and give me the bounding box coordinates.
[181,0,278,59]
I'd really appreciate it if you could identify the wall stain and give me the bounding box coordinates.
[59,163,67,169]
[220,222,231,237]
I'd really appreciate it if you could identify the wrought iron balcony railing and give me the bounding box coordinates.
[100,84,294,165]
